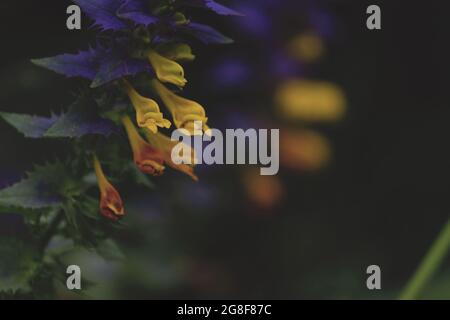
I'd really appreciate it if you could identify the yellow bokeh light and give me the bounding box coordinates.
[275,79,346,122]
[287,31,325,63]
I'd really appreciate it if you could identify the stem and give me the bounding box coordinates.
[399,217,450,300]
[39,210,65,256]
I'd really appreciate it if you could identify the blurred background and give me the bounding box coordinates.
[1,0,450,299]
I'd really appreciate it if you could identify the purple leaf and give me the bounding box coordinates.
[180,22,233,44]
[0,98,119,139]
[91,53,152,88]
[31,47,106,80]
[73,0,128,30]
[44,97,119,138]
[32,45,151,87]
[180,0,243,16]
[117,0,159,26]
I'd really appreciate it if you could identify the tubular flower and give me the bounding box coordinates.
[156,43,196,62]
[122,115,165,176]
[122,79,171,133]
[147,49,188,88]
[93,155,125,221]
[151,79,210,135]
[145,130,199,181]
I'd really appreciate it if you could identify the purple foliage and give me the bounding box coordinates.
[91,53,152,88]
[73,0,128,30]
[31,48,106,80]
[117,0,159,26]
[180,0,243,16]
[181,22,233,44]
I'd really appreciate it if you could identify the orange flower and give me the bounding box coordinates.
[280,129,331,171]
[242,168,284,210]
[145,130,199,181]
[93,155,125,221]
[122,115,165,176]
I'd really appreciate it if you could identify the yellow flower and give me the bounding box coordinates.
[151,79,209,135]
[275,79,346,122]
[156,43,196,62]
[145,130,199,181]
[148,49,187,88]
[122,79,171,133]
[122,115,166,176]
[93,155,125,221]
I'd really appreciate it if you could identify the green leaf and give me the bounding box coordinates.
[126,162,155,189]
[0,177,62,210]
[0,162,67,211]
[96,239,125,261]
[0,97,118,139]
[0,112,58,138]
[75,195,102,221]
[0,238,38,292]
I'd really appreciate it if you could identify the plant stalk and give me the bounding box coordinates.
[39,210,65,256]
[399,217,450,300]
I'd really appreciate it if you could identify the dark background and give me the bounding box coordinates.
[0,0,449,299]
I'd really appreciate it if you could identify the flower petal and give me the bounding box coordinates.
[122,115,166,176]
[151,79,209,135]
[93,155,125,220]
[148,50,187,87]
[145,130,199,181]
[122,80,171,133]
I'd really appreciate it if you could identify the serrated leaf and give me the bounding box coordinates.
[31,47,105,80]
[0,177,61,210]
[0,163,66,210]
[73,0,128,31]
[90,54,151,88]
[0,112,58,138]
[0,238,39,292]
[180,22,233,44]
[1,98,119,139]
[44,97,118,138]
[31,46,149,87]
[179,0,243,16]
[117,0,159,26]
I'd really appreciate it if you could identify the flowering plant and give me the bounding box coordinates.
[0,0,238,297]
